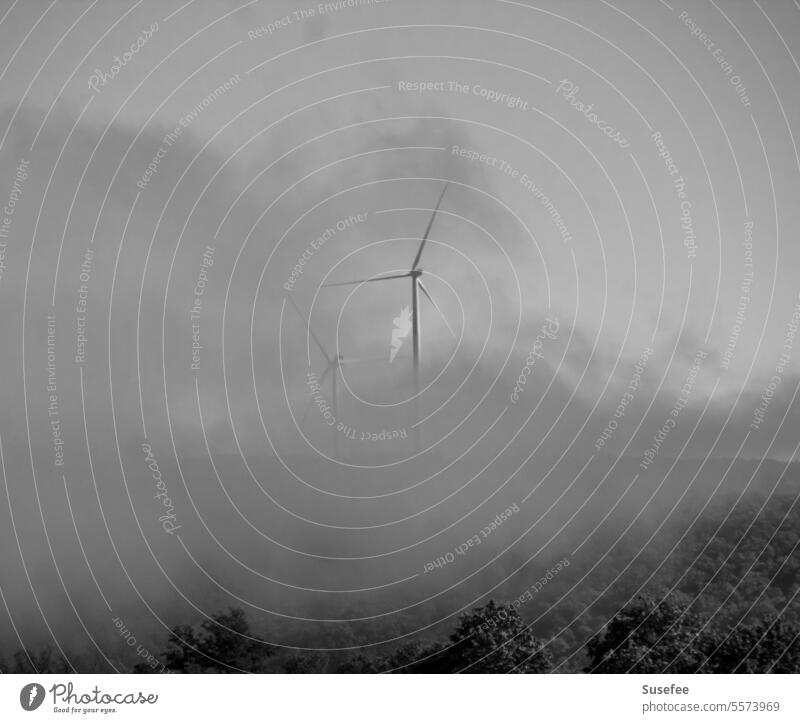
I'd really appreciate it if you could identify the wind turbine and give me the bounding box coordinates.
[323,183,455,449]
[287,296,381,458]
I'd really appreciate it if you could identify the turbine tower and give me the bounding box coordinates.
[324,184,455,449]
[288,296,345,458]
[287,296,381,458]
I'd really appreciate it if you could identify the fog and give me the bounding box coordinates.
[0,0,799,669]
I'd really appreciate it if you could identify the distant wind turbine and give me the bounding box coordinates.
[324,183,455,448]
[287,296,381,458]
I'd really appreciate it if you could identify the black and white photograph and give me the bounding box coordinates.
[0,0,798,719]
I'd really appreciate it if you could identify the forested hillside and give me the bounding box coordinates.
[4,492,797,673]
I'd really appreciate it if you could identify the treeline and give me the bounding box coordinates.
[126,594,799,673]
[3,593,797,673]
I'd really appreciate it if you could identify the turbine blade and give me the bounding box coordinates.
[410,183,448,271]
[323,272,411,287]
[319,365,333,385]
[286,296,330,362]
[418,280,456,338]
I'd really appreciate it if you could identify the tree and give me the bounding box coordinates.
[585,594,709,673]
[282,653,327,673]
[1,646,71,674]
[379,639,446,673]
[336,601,551,673]
[160,608,275,673]
[705,615,800,673]
[334,653,383,673]
[354,601,552,674]
[435,600,552,673]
